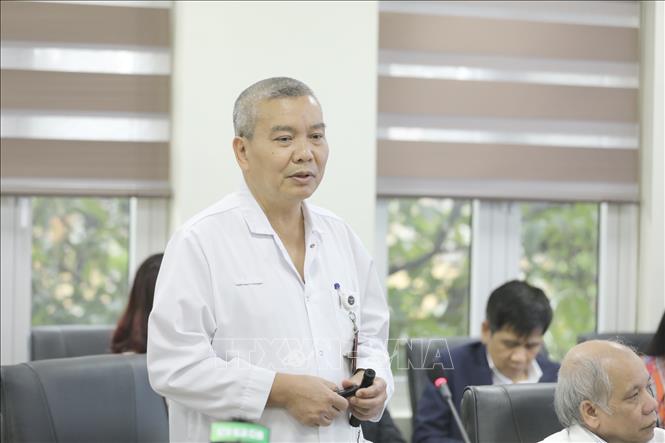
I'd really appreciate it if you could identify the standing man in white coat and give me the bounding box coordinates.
[147,77,394,442]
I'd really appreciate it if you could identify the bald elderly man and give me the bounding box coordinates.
[540,340,664,443]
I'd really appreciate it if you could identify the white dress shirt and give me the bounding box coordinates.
[538,424,665,443]
[147,189,394,443]
[486,351,543,385]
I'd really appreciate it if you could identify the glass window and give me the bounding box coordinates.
[519,202,599,361]
[387,197,472,340]
[386,197,472,415]
[31,197,130,325]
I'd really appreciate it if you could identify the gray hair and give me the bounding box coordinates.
[554,353,613,427]
[232,77,317,139]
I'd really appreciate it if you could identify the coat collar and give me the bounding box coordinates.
[238,187,324,239]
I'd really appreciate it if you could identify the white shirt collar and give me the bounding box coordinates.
[237,187,324,238]
[570,424,607,443]
[486,350,543,385]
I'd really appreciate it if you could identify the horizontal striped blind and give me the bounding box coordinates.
[0,0,171,197]
[377,1,640,202]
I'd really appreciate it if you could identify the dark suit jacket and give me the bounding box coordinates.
[412,341,560,443]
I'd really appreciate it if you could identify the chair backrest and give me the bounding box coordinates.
[405,336,477,419]
[1,354,168,443]
[577,332,653,354]
[30,325,115,360]
[461,383,559,443]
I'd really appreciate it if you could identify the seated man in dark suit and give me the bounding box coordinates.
[412,280,560,443]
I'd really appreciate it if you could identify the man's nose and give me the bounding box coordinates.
[511,347,528,363]
[293,139,314,162]
[643,389,659,415]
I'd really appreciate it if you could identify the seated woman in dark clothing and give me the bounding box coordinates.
[111,253,163,353]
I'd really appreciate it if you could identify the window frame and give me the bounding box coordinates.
[1,196,32,365]
[0,195,169,364]
[375,197,639,419]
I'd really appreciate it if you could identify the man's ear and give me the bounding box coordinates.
[480,320,491,344]
[233,136,249,171]
[579,400,601,431]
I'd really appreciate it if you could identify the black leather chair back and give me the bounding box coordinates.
[30,325,114,360]
[577,332,653,354]
[461,383,559,443]
[1,354,168,443]
[405,337,477,418]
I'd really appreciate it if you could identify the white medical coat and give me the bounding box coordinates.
[147,189,394,442]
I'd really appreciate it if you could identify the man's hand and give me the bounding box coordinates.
[268,373,349,427]
[340,371,388,421]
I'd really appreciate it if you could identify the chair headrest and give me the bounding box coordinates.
[1,354,168,443]
[461,383,560,443]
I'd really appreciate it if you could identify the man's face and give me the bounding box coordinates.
[593,354,658,443]
[481,321,544,381]
[234,95,328,208]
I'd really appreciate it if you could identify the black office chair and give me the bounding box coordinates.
[577,332,653,354]
[461,383,559,443]
[1,354,168,443]
[30,324,115,360]
[405,336,477,421]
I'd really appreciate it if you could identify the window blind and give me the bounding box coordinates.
[377,1,639,202]
[0,0,171,197]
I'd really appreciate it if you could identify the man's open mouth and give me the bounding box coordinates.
[290,171,315,178]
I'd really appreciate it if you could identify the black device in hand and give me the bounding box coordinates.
[336,384,360,398]
[349,368,375,427]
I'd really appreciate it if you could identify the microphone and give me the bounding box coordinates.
[349,369,375,427]
[434,377,471,443]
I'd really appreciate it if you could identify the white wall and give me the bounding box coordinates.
[170,1,379,252]
[637,1,665,332]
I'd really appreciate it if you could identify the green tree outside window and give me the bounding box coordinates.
[386,198,598,365]
[31,197,130,325]
[519,202,599,361]
[387,198,472,364]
